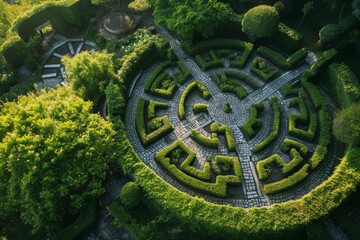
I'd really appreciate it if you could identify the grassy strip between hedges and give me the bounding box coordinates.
[136,98,173,147]
[263,164,309,195]
[155,140,241,197]
[253,97,280,153]
[257,46,308,70]
[241,103,264,138]
[179,80,211,119]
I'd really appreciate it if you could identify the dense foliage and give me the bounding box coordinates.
[0,87,115,236]
[333,104,360,145]
[153,0,236,40]
[242,5,280,40]
[62,51,119,107]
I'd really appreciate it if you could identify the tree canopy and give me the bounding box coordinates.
[62,51,119,107]
[0,87,116,236]
[333,104,360,145]
[242,5,280,40]
[153,0,236,40]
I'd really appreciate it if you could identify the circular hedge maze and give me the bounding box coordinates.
[125,34,338,207]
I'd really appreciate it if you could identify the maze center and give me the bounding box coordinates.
[207,93,248,126]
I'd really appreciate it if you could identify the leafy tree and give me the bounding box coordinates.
[241,5,280,40]
[297,1,314,30]
[62,51,119,107]
[353,0,360,20]
[154,0,236,40]
[120,182,143,208]
[333,104,360,145]
[274,1,285,13]
[318,24,340,48]
[0,87,116,236]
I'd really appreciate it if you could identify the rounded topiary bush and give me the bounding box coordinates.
[120,182,143,208]
[318,24,340,48]
[333,104,360,145]
[242,5,280,40]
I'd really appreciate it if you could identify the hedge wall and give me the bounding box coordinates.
[257,46,308,70]
[241,103,263,138]
[179,80,210,119]
[253,97,280,153]
[190,129,219,149]
[135,98,173,147]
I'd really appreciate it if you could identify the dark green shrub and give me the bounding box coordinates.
[319,24,340,48]
[177,61,192,85]
[120,182,143,208]
[223,103,232,113]
[242,5,280,40]
[333,104,360,145]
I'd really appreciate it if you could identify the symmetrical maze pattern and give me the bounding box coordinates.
[125,28,338,208]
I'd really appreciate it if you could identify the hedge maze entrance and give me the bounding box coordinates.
[125,28,338,208]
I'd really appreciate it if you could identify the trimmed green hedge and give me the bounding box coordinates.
[214,156,242,181]
[213,71,248,99]
[257,154,285,180]
[149,72,177,98]
[257,46,308,70]
[253,97,280,153]
[177,61,192,85]
[193,103,208,113]
[264,164,309,195]
[218,125,236,152]
[144,62,171,92]
[282,149,304,175]
[280,139,308,156]
[195,50,223,71]
[251,57,279,82]
[189,39,253,56]
[190,129,219,149]
[148,100,168,120]
[225,70,261,89]
[136,98,173,147]
[179,80,211,119]
[327,63,360,109]
[241,103,263,138]
[178,143,211,181]
[155,140,242,197]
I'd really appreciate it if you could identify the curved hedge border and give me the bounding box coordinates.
[189,39,253,69]
[253,97,280,153]
[179,80,211,119]
[155,140,242,197]
[264,164,309,195]
[135,98,173,147]
[241,103,263,138]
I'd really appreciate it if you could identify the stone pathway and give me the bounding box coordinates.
[124,27,339,207]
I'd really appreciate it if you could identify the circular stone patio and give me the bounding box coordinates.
[124,27,339,208]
